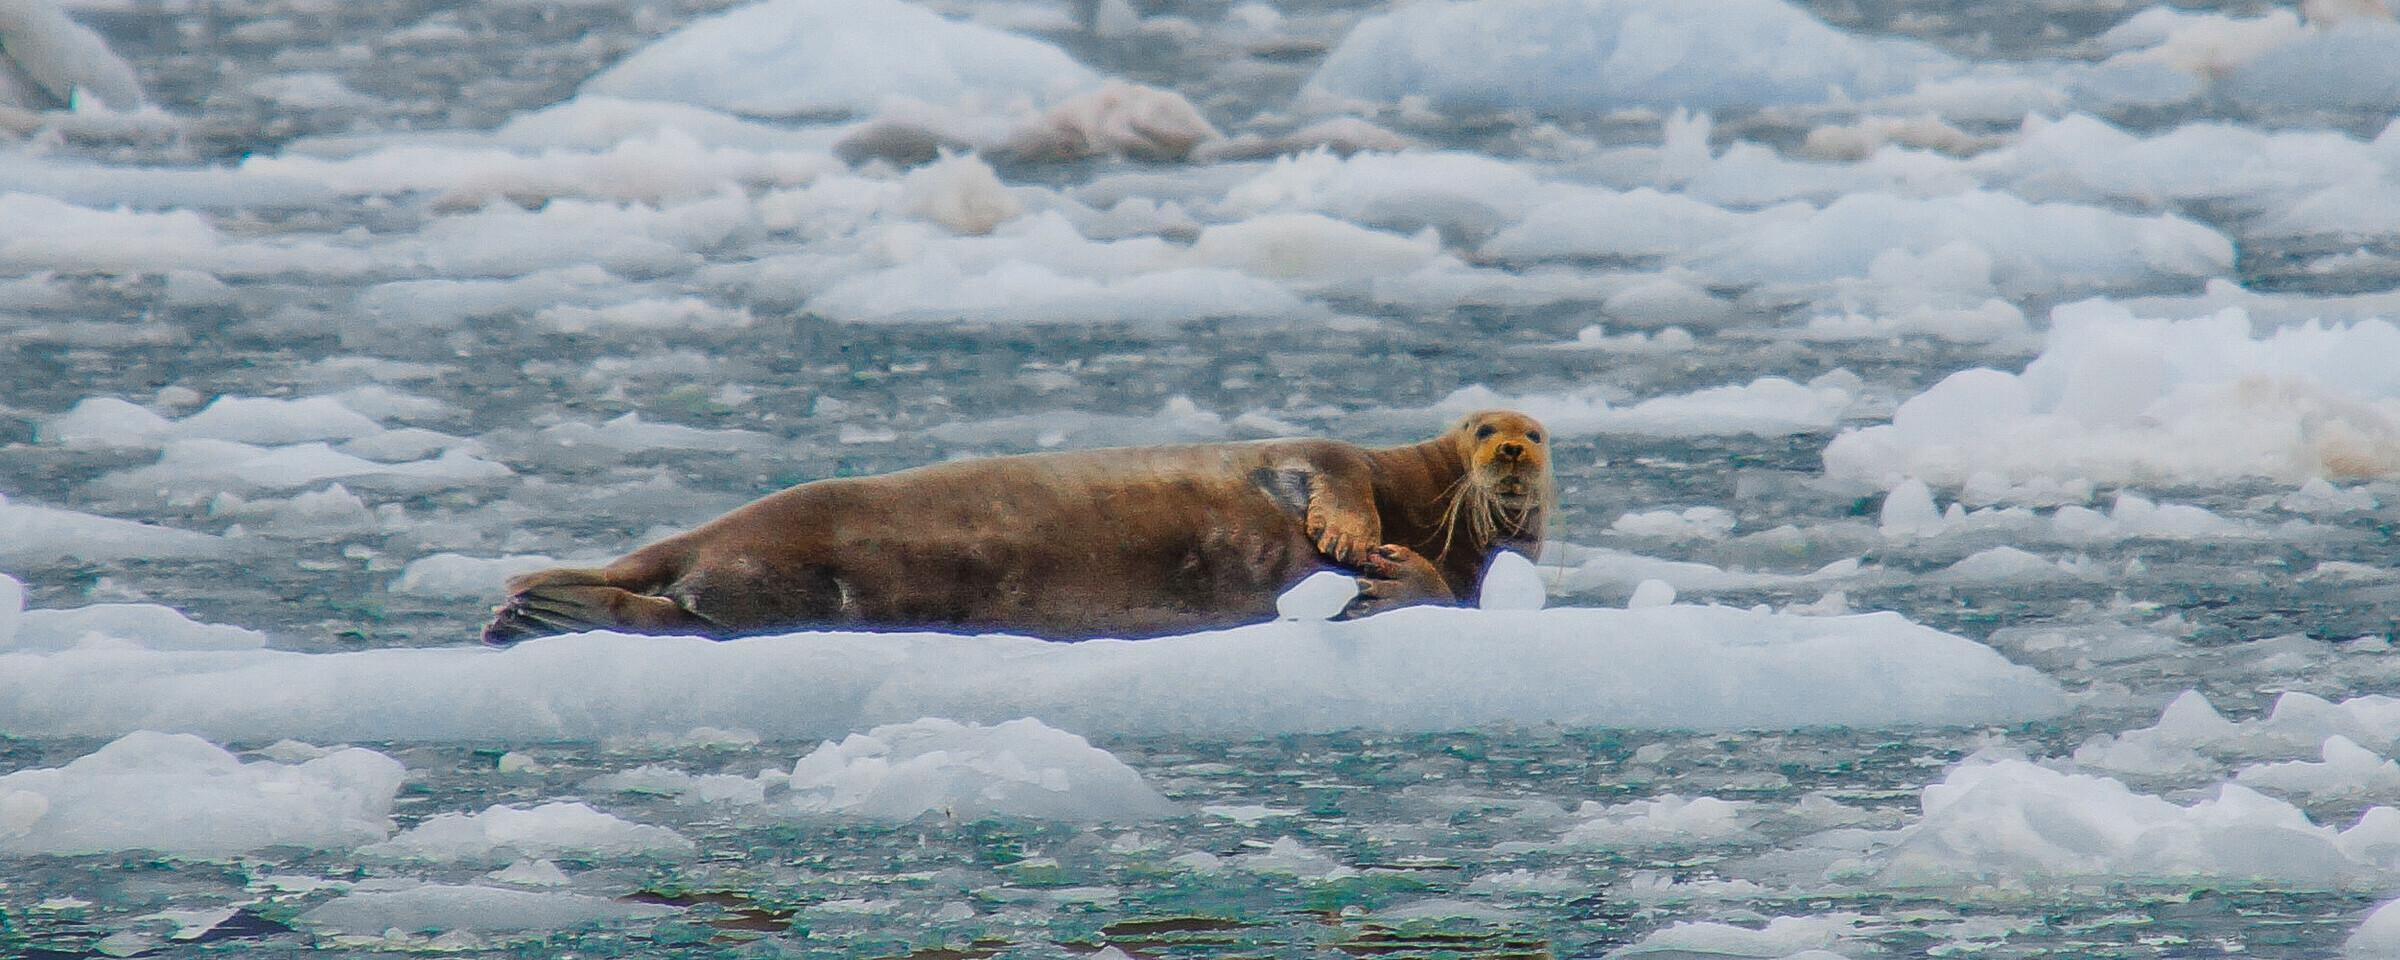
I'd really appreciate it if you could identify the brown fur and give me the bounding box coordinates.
[482,410,1552,644]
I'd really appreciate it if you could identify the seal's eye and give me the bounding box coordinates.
[1475,424,1497,440]
[1527,430,1543,444]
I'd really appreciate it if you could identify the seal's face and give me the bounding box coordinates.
[1459,410,1552,510]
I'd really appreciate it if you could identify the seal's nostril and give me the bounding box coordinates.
[1497,442,1524,458]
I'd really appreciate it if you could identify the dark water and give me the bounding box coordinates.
[4,0,2400,956]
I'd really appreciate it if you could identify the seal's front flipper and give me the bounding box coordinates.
[1341,544,1453,619]
[482,568,713,645]
[1298,458,1381,566]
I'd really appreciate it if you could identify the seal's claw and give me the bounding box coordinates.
[1342,543,1451,617]
[1310,517,1377,566]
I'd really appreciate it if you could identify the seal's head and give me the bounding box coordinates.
[1434,410,1554,556]
[1459,410,1552,509]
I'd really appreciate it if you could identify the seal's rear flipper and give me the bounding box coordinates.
[482,568,713,645]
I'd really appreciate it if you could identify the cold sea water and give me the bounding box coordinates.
[6,0,2400,956]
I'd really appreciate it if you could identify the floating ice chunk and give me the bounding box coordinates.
[1558,794,1754,848]
[1217,149,1547,243]
[585,765,771,805]
[1878,478,1944,539]
[0,731,402,857]
[1479,552,1546,611]
[174,395,384,446]
[538,297,753,333]
[1931,546,2084,584]
[808,256,1320,325]
[1202,803,1298,826]
[1611,914,1869,958]
[2094,6,2306,78]
[100,439,512,498]
[0,493,223,565]
[1603,274,1739,329]
[0,194,217,273]
[1699,191,2232,301]
[1278,571,1357,621]
[363,801,694,862]
[2285,477,2383,515]
[10,603,266,651]
[1534,545,1862,603]
[899,152,1022,235]
[2081,690,2400,775]
[1783,591,1851,617]
[1376,898,1518,923]
[1825,304,2400,489]
[1985,622,2183,674]
[580,0,1100,119]
[339,427,471,463]
[38,396,174,447]
[1864,756,2390,889]
[0,0,145,111]
[537,411,771,453]
[1304,0,1955,115]
[245,71,381,111]
[2236,736,2400,803]
[2225,20,2400,116]
[257,122,841,207]
[391,554,562,598]
[927,395,1288,451]
[1464,867,1594,897]
[47,394,397,451]
[1611,506,1736,541]
[990,81,1220,163]
[0,574,18,648]
[0,604,2069,741]
[1481,188,1775,262]
[1626,579,1676,609]
[784,717,1177,821]
[1395,376,1859,439]
[487,859,572,887]
[2347,897,2400,958]
[1186,213,1443,288]
[1239,836,1353,878]
[1544,325,1699,354]
[1976,114,2374,218]
[2073,690,2242,777]
[297,883,676,936]
[412,191,752,278]
[1190,117,1410,164]
[489,95,837,153]
[360,266,656,329]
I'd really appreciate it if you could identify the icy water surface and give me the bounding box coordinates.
[7,0,2400,956]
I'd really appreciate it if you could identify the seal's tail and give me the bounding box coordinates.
[481,563,713,645]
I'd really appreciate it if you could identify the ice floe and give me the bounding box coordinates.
[363,801,694,862]
[0,602,2068,742]
[0,731,402,857]
[1826,303,2400,491]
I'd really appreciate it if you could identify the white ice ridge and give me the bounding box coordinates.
[589,716,1176,821]
[578,0,1101,119]
[0,731,403,857]
[0,604,2067,743]
[1857,756,2400,891]
[1304,0,1955,115]
[1825,302,2400,491]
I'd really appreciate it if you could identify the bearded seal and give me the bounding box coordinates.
[482,410,1552,644]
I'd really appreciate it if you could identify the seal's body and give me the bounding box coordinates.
[483,411,1550,643]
